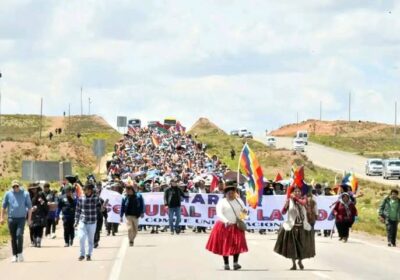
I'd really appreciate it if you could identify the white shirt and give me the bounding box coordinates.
[216,197,246,224]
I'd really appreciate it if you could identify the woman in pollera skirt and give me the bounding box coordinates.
[274,186,315,270]
[206,181,248,270]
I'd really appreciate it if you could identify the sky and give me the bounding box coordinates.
[0,0,399,134]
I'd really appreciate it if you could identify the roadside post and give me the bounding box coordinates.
[92,139,106,177]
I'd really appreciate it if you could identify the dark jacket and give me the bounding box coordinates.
[164,186,186,208]
[57,195,77,220]
[31,193,49,227]
[120,193,145,218]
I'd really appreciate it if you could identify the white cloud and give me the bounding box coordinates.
[0,0,399,133]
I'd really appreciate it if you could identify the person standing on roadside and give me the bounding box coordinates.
[57,186,77,247]
[75,183,99,261]
[120,185,145,246]
[379,189,400,247]
[164,177,187,235]
[0,180,32,263]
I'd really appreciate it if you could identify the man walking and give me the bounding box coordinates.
[0,180,32,262]
[75,183,99,261]
[379,189,400,247]
[120,185,145,246]
[44,183,58,239]
[164,177,187,235]
[57,186,76,247]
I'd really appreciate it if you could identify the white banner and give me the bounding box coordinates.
[137,193,337,230]
[100,189,123,224]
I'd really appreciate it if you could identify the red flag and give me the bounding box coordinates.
[274,172,283,182]
[209,174,219,193]
[287,166,304,198]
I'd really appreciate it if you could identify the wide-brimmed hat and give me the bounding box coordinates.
[223,180,238,193]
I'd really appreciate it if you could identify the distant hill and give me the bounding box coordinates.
[0,115,120,179]
[271,119,400,157]
[189,118,335,182]
[189,117,226,135]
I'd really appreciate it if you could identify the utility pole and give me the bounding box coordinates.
[348,92,351,122]
[0,71,2,129]
[296,112,299,125]
[88,97,92,115]
[319,101,322,121]
[39,97,43,139]
[80,86,83,116]
[68,103,71,133]
[395,101,398,137]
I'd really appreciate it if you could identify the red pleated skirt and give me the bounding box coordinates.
[206,221,248,256]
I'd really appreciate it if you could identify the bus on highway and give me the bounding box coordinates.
[164,117,176,129]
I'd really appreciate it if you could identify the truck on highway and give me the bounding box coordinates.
[238,128,248,137]
[296,130,308,145]
[382,159,400,180]
[365,158,383,176]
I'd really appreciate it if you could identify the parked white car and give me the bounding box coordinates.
[238,128,248,137]
[383,159,400,180]
[365,158,383,176]
[292,138,305,152]
[243,131,253,139]
[266,136,276,148]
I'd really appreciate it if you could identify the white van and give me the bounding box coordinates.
[383,159,400,180]
[266,136,277,148]
[365,158,383,176]
[296,130,308,145]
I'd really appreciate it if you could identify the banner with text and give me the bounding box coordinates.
[138,193,337,230]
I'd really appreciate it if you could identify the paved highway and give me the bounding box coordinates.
[0,226,398,280]
[257,136,400,187]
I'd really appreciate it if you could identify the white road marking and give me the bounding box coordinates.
[351,238,400,254]
[313,271,332,279]
[108,238,129,280]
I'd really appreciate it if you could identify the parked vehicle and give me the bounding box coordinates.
[365,158,383,176]
[230,130,239,136]
[238,128,248,137]
[296,130,308,145]
[266,136,276,148]
[383,159,400,180]
[243,132,253,139]
[292,138,305,152]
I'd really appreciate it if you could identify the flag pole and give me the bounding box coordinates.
[237,142,247,186]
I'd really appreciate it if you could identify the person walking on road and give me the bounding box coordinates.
[120,185,145,246]
[30,186,48,248]
[57,185,77,247]
[333,192,357,243]
[44,183,58,239]
[75,183,100,261]
[164,177,187,235]
[274,186,315,270]
[206,181,248,271]
[379,189,400,247]
[0,180,33,262]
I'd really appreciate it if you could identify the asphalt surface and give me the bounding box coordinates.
[0,225,399,280]
[257,136,400,187]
